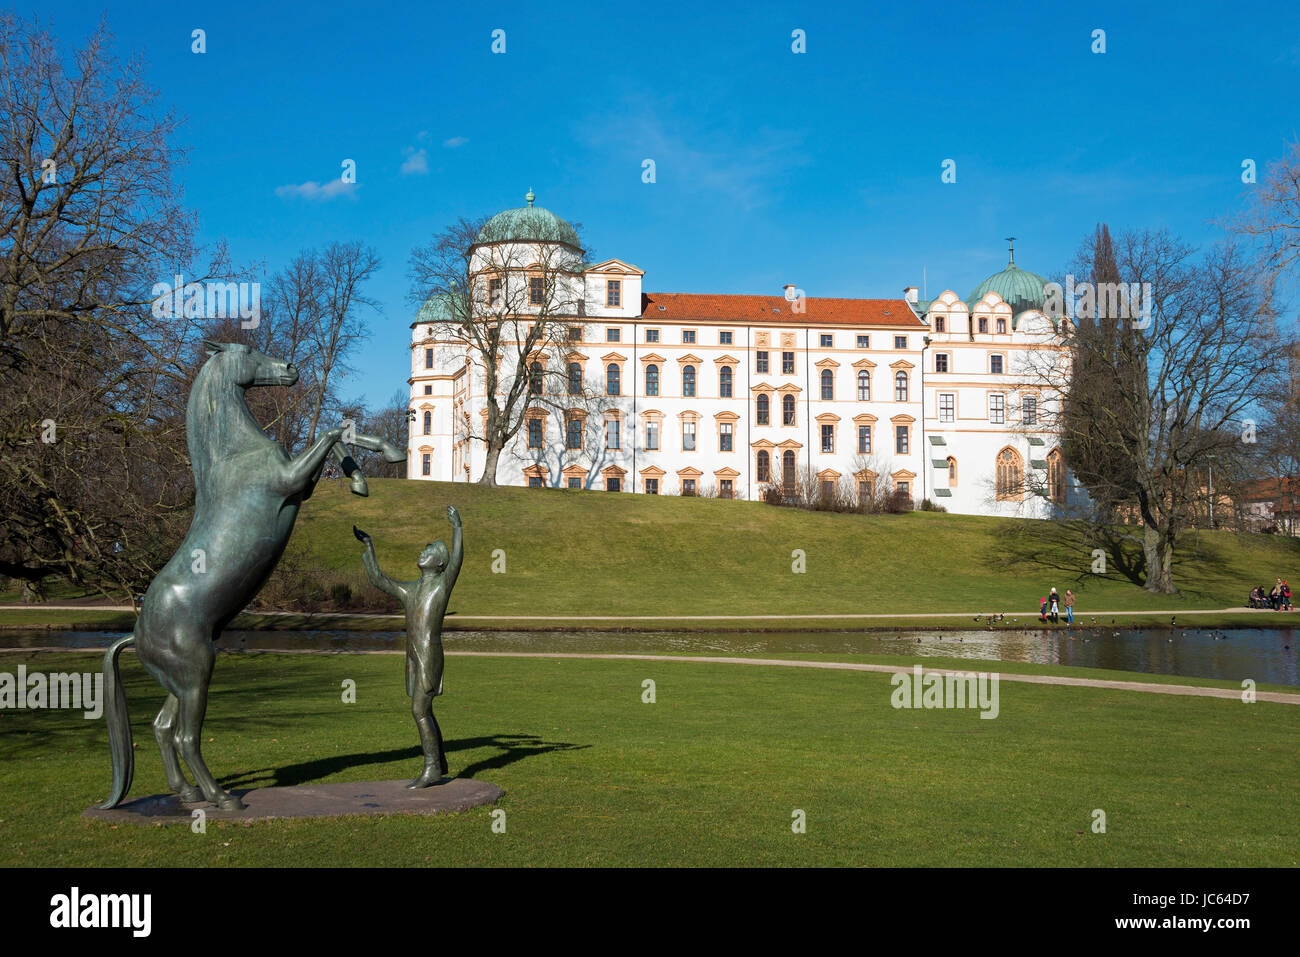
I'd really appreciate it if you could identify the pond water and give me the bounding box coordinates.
[3,625,1297,687]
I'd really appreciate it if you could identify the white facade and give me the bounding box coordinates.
[407,202,1083,518]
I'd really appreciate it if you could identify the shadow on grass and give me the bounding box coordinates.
[220,733,588,790]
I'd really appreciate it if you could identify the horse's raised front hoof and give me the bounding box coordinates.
[381,447,407,464]
[215,793,247,811]
[350,473,369,497]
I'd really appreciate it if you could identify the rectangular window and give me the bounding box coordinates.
[978,317,988,333]
[935,316,945,332]
[996,317,1007,334]
[720,479,733,499]
[1022,395,1038,425]
[606,280,621,308]
[567,417,583,449]
[606,327,621,342]
[782,351,795,374]
[567,476,581,489]
[529,276,544,305]
[935,353,949,373]
[529,475,543,488]
[897,481,910,497]
[820,334,833,348]
[939,393,955,423]
[720,423,733,451]
[719,331,733,345]
[567,326,582,341]
[646,328,660,343]
[527,419,542,448]
[894,335,907,350]
[683,479,696,496]
[821,424,834,453]
[682,329,696,344]
[645,421,659,450]
[424,347,433,369]
[423,385,432,395]
[606,476,621,492]
[682,421,696,451]
[990,354,1004,375]
[488,278,501,306]
[821,480,834,499]
[646,478,659,495]
[857,425,871,454]
[856,335,870,349]
[895,425,909,454]
[989,394,1005,424]
[606,419,621,450]
[421,453,431,476]
[756,350,769,373]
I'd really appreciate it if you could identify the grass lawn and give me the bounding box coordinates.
[1,649,1295,867]
[4,478,1298,631]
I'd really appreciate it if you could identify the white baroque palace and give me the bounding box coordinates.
[408,194,1087,518]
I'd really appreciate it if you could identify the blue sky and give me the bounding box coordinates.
[28,0,1300,409]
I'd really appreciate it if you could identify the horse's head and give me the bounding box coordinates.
[417,541,450,575]
[203,340,298,388]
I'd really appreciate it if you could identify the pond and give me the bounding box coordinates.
[3,625,1297,687]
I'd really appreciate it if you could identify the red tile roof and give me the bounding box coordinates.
[640,293,923,327]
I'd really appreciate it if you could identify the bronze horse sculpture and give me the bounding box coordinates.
[98,341,406,809]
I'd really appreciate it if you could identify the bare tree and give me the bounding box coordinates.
[1038,227,1281,593]
[304,241,380,440]
[1236,140,1300,287]
[0,15,202,597]
[408,216,595,486]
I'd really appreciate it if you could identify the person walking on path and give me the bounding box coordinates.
[1064,589,1075,625]
[1284,580,1293,612]
[1271,580,1282,610]
[1048,587,1060,624]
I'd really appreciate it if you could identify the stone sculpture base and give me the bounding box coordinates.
[83,777,503,825]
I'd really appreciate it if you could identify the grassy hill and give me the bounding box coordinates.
[283,478,1300,621]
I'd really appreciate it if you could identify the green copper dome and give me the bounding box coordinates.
[967,240,1050,315]
[475,189,581,248]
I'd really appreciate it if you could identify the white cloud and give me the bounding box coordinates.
[401,147,429,176]
[442,136,469,148]
[274,179,358,201]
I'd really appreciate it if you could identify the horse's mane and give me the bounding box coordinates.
[186,351,269,495]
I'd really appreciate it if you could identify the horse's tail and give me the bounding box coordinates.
[97,633,137,809]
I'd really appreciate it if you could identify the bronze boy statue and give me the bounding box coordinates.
[354,505,463,788]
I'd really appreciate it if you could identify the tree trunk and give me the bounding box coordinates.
[477,441,502,487]
[1142,524,1177,594]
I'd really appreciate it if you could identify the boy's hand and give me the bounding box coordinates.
[446,505,461,527]
[353,525,372,545]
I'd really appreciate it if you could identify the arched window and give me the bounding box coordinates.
[894,371,908,402]
[756,393,770,425]
[820,368,834,400]
[857,370,870,401]
[567,362,582,395]
[782,393,796,426]
[683,365,696,397]
[947,456,957,486]
[1048,449,1065,503]
[646,364,659,397]
[606,363,620,396]
[782,450,796,491]
[422,410,431,435]
[719,366,733,398]
[996,448,1023,501]
[529,362,543,395]
[756,450,771,482]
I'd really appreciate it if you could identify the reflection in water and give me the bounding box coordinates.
[4,626,1297,686]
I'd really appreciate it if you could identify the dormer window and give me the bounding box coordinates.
[934,316,945,332]
[978,317,989,333]
[997,318,1007,334]
[606,279,622,308]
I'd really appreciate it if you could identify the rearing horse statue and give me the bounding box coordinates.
[98,341,406,810]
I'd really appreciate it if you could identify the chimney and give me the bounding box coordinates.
[904,286,918,303]
[783,283,797,300]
